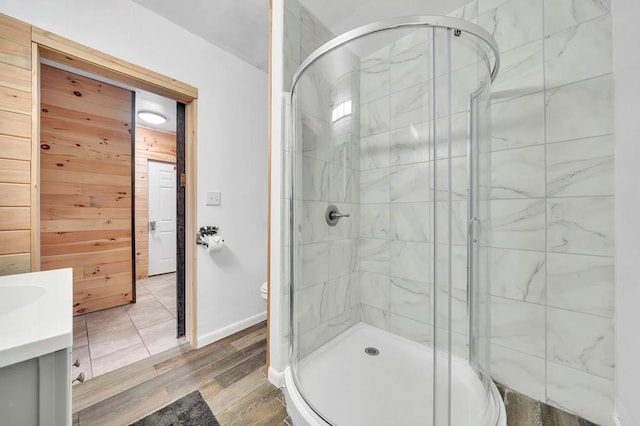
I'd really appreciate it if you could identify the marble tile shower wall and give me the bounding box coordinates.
[357,34,434,345]
[282,0,362,359]
[457,0,614,424]
[356,26,482,352]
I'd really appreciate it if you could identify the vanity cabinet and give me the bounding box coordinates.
[0,348,71,426]
[0,268,73,426]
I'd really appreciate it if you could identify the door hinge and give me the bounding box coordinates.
[180,173,186,187]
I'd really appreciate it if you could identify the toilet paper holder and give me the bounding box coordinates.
[197,226,222,247]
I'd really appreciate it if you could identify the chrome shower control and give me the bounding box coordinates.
[325,205,350,226]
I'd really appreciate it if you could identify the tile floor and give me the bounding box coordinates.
[72,273,184,382]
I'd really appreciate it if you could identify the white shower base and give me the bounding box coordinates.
[284,322,506,426]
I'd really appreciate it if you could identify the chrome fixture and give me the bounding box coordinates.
[325,205,350,226]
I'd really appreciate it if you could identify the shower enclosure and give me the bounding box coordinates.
[284,16,503,426]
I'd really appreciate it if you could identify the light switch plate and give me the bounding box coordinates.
[206,191,221,206]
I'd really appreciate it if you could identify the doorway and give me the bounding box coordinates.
[39,63,188,380]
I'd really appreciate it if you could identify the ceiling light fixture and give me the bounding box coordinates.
[137,111,167,125]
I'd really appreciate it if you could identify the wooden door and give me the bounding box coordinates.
[40,64,134,315]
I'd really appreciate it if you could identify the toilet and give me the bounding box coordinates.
[260,281,268,301]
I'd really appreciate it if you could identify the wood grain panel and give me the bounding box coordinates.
[40,169,130,186]
[0,158,30,183]
[0,230,30,254]
[133,126,176,280]
[0,61,30,92]
[41,111,132,140]
[41,206,131,220]
[41,229,131,245]
[82,259,132,279]
[0,206,30,230]
[0,252,30,275]
[41,87,132,123]
[0,15,31,46]
[41,218,131,233]
[0,108,31,138]
[72,292,133,316]
[74,272,132,298]
[41,194,131,209]
[0,182,30,206]
[39,182,82,195]
[40,127,133,155]
[41,247,131,270]
[0,134,30,161]
[41,236,131,257]
[41,155,131,176]
[0,38,31,69]
[0,84,30,115]
[41,64,133,315]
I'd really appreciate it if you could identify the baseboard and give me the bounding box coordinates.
[268,366,285,388]
[197,311,267,348]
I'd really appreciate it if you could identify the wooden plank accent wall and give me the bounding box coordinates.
[0,15,32,276]
[134,125,176,280]
[40,64,134,315]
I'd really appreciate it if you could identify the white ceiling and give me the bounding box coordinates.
[131,0,469,73]
[132,0,270,72]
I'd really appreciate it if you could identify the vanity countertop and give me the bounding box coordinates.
[0,268,73,368]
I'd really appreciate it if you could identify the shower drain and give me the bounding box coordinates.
[364,347,380,356]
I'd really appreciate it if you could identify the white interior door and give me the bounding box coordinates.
[148,161,177,276]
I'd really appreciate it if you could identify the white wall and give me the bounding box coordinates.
[612,0,640,424]
[0,0,269,346]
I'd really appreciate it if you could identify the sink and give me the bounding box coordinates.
[0,268,72,368]
[0,285,45,315]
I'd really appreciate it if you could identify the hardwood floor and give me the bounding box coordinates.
[496,384,599,426]
[73,321,290,425]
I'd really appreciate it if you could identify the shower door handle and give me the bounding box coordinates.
[466,216,480,301]
[468,217,481,244]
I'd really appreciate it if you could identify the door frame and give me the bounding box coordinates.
[30,29,199,348]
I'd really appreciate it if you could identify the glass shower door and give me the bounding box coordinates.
[431,24,497,425]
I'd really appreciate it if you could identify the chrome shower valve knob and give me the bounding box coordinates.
[325,205,350,226]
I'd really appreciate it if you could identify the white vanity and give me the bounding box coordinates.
[0,268,73,426]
